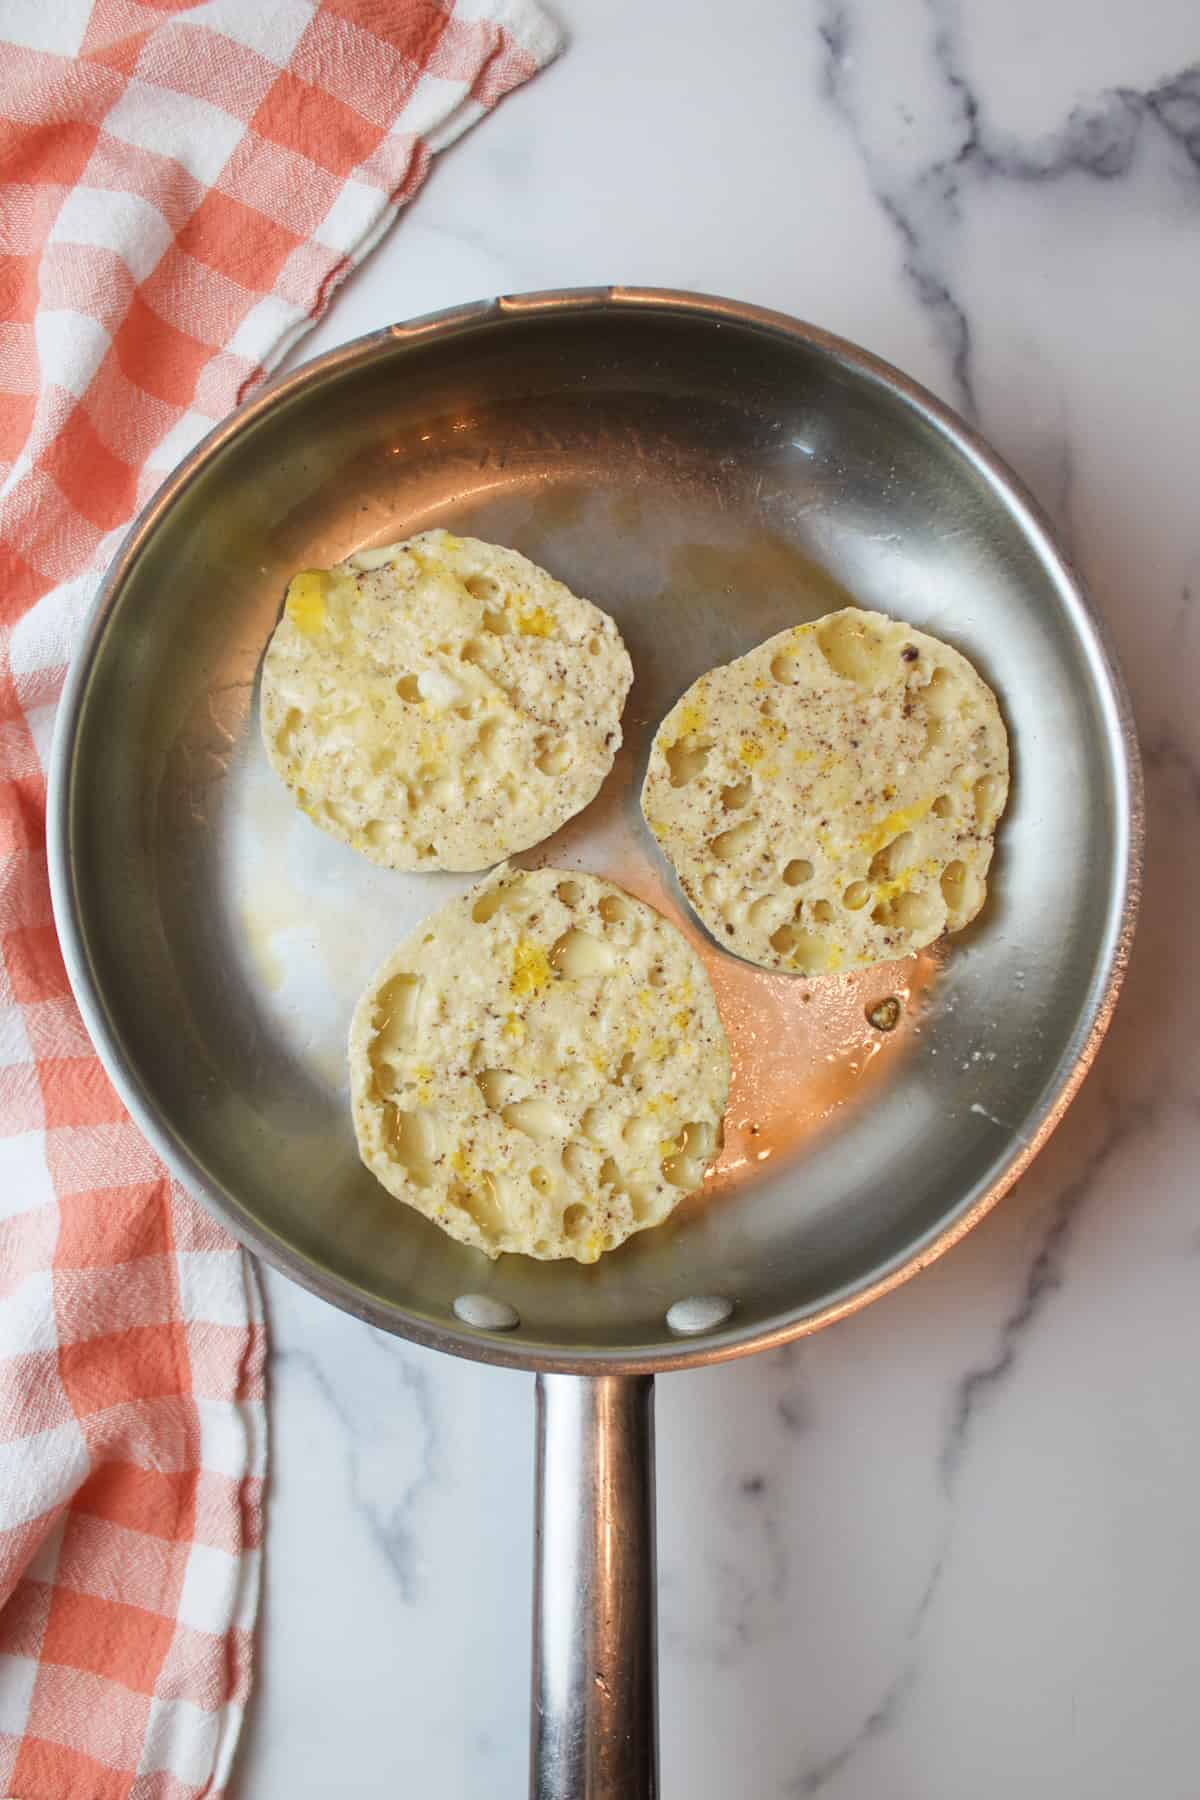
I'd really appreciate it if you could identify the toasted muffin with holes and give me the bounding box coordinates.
[641,608,1009,975]
[349,866,730,1262]
[260,531,632,871]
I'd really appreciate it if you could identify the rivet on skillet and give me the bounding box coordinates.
[665,1295,733,1336]
[453,1293,520,1331]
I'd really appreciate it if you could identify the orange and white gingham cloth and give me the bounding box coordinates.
[0,3,560,1795]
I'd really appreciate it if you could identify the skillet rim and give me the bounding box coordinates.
[46,286,1144,1374]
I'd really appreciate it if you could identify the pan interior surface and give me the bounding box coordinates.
[56,297,1134,1369]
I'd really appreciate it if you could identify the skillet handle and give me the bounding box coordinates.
[531,1373,658,1799]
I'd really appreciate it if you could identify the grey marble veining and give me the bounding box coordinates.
[270,1329,439,1602]
[228,2,1200,1796]
[818,0,1200,416]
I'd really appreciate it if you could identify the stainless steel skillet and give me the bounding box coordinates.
[48,290,1140,1797]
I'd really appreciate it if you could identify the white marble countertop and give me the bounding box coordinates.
[228,2,1200,1794]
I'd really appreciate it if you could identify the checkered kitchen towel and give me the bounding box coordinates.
[0,3,560,1794]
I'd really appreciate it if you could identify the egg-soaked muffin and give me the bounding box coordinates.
[261,531,632,871]
[642,609,1009,974]
[349,866,730,1262]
